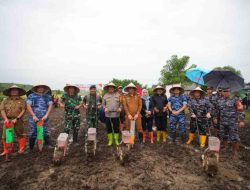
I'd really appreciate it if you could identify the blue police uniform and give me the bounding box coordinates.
[168,94,187,141]
[27,93,53,138]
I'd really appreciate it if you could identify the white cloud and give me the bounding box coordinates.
[0,0,249,89]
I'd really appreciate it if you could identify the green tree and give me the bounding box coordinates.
[159,55,196,85]
[213,65,242,76]
[109,78,146,89]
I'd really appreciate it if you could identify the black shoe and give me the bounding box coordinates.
[171,132,176,143]
[29,138,36,150]
[73,130,79,144]
[44,136,53,149]
[180,133,187,144]
[138,133,143,144]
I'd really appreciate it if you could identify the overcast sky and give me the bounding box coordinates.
[0,0,249,89]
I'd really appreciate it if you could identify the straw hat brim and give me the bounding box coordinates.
[153,87,166,93]
[3,87,26,96]
[190,89,205,97]
[104,84,117,91]
[169,86,184,94]
[63,85,80,94]
[124,86,137,92]
[32,84,51,94]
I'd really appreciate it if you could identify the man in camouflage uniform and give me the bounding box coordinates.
[187,87,212,148]
[214,87,224,132]
[217,87,245,158]
[167,85,187,143]
[59,84,82,144]
[83,85,102,129]
[0,85,26,156]
[27,84,53,150]
[205,86,219,136]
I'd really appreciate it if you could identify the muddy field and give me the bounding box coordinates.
[0,108,250,190]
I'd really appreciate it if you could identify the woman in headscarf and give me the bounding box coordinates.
[141,89,154,144]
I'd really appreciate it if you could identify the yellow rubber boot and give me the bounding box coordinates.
[186,133,195,145]
[107,133,113,146]
[114,133,119,145]
[162,131,167,142]
[200,135,207,148]
[157,131,161,142]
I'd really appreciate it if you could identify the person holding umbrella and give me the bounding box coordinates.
[205,86,220,135]
[0,85,26,156]
[218,87,245,159]
[58,84,82,145]
[102,83,122,146]
[187,87,212,148]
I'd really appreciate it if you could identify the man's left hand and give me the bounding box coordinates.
[134,114,139,120]
[239,121,245,128]
[42,114,48,121]
[12,119,17,124]
[206,113,211,119]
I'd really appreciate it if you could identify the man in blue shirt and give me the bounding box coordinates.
[27,84,53,150]
[167,85,187,143]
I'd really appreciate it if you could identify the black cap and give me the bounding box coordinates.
[207,86,214,90]
[89,85,96,90]
[218,87,222,92]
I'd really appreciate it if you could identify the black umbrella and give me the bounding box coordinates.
[204,70,244,91]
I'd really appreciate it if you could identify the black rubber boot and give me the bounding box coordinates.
[44,136,53,149]
[73,130,79,146]
[171,132,176,143]
[180,133,187,144]
[138,132,143,144]
[29,138,36,150]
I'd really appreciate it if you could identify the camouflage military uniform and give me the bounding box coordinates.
[0,97,26,139]
[205,94,217,118]
[188,98,211,135]
[83,94,102,128]
[213,94,224,130]
[218,97,245,142]
[61,93,82,133]
[168,95,187,135]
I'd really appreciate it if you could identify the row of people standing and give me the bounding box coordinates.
[103,82,246,160]
[103,83,188,145]
[0,84,53,159]
[0,82,245,160]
